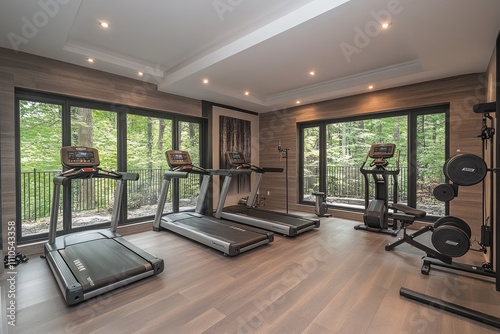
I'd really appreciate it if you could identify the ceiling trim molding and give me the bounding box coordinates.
[63,41,165,77]
[158,0,351,90]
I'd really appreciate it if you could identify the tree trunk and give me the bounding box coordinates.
[75,107,94,211]
[158,119,165,154]
[148,118,153,169]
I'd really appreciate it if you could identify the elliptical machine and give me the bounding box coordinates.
[354,143,425,236]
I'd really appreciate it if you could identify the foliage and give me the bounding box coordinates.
[302,112,447,210]
[19,100,202,233]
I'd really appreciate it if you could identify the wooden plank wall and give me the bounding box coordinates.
[259,74,488,238]
[0,47,202,251]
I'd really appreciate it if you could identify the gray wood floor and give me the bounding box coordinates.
[3,217,499,334]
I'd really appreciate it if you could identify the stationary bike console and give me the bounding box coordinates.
[367,143,396,167]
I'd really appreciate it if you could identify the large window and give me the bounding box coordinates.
[178,121,201,211]
[127,114,173,218]
[70,107,118,229]
[18,100,63,237]
[299,106,448,219]
[16,91,205,242]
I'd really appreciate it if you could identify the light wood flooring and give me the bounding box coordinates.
[2,217,499,334]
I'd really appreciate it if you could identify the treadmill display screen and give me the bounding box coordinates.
[226,152,247,165]
[230,153,242,159]
[71,151,94,159]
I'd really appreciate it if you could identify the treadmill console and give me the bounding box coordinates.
[368,143,395,159]
[225,152,251,168]
[165,150,193,167]
[61,146,100,168]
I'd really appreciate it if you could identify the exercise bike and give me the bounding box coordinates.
[354,143,425,236]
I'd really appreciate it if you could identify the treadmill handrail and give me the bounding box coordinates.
[209,169,252,176]
[48,170,138,244]
[163,170,189,180]
[54,169,139,184]
[258,167,283,173]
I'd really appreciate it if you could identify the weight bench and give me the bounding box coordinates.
[385,203,452,265]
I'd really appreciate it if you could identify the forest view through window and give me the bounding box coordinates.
[300,107,448,218]
[17,92,204,242]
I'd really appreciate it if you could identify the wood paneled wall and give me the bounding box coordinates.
[0,47,202,250]
[259,74,488,238]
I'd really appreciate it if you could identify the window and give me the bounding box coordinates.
[70,107,118,229]
[301,126,321,197]
[415,112,447,216]
[18,99,63,237]
[127,114,173,218]
[299,106,448,219]
[16,91,205,242]
[178,121,201,211]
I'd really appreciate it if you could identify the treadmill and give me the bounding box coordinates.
[152,150,274,256]
[44,146,164,305]
[214,152,320,236]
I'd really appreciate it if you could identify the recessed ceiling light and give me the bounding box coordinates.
[99,21,109,29]
[309,71,315,76]
[244,91,249,96]
[296,100,301,104]
[138,71,144,76]
[368,85,374,89]
[381,22,390,29]
[202,78,209,84]
[87,58,94,63]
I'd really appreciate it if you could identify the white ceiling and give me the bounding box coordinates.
[1,0,499,113]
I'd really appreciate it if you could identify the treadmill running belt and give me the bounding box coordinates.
[59,239,152,293]
[168,213,269,247]
[225,206,315,226]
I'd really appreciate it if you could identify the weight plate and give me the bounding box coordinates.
[444,154,487,186]
[434,216,471,239]
[432,225,470,257]
[433,183,456,202]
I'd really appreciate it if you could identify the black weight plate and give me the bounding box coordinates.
[433,183,455,202]
[432,225,470,257]
[434,216,471,239]
[444,154,487,186]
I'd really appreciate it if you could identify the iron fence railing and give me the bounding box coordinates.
[303,165,445,203]
[21,165,444,222]
[20,168,199,221]
[303,165,408,200]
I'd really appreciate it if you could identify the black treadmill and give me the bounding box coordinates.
[44,147,164,305]
[152,150,274,256]
[213,152,320,236]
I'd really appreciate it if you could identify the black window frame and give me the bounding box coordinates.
[298,104,450,221]
[15,89,206,244]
